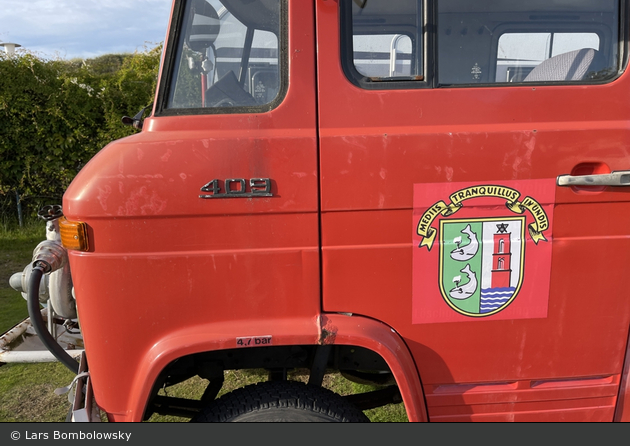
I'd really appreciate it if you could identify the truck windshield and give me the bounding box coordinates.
[166,0,282,111]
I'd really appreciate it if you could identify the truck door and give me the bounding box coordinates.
[149,0,320,323]
[63,0,320,419]
[316,0,630,421]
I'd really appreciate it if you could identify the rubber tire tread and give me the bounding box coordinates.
[191,381,370,422]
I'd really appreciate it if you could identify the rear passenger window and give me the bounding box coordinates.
[341,0,622,88]
[496,33,601,82]
[437,0,619,85]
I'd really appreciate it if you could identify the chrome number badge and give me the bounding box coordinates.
[199,178,272,199]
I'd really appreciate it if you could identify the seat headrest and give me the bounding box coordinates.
[524,48,606,82]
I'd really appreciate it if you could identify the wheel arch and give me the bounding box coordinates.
[123,314,427,422]
[318,314,428,422]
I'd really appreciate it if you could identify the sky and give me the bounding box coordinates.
[0,0,172,60]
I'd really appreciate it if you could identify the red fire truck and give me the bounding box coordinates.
[4,0,630,422]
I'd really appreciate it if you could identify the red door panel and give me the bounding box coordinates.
[63,1,319,419]
[316,0,630,421]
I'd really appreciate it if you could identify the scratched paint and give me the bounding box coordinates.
[160,149,173,162]
[117,186,168,216]
[97,186,112,211]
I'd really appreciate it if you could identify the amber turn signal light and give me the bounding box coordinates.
[59,217,90,251]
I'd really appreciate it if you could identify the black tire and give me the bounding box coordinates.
[191,381,370,422]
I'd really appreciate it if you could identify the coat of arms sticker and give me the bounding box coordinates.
[412,179,555,324]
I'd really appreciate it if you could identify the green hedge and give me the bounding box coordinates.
[0,46,161,223]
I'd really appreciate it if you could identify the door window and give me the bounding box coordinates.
[353,34,414,78]
[341,0,621,88]
[497,33,602,62]
[161,0,284,113]
[437,0,619,85]
[496,33,601,82]
[341,0,423,88]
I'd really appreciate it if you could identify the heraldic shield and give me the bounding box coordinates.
[412,179,555,324]
[439,217,525,317]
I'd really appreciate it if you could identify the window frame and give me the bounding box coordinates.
[339,0,628,90]
[489,27,608,85]
[339,0,432,90]
[155,0,289,117]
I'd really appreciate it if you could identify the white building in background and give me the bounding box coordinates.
[0,41,22,55]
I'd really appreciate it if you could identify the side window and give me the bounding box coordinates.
[496,33,601,82]
[353,34,414,78]
[437,0,619,86]
[165,0,282,112]
[341,0,622,88]
[342,0,423,86]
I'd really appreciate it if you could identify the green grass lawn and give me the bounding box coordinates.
[0,222,43,334]
[0,221,407,422]
[0,220,78,422]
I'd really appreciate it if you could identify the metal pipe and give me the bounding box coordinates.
[0,315,39,351]
[0,310,84,365]
[0,349,84,364]
[390,34,406,77]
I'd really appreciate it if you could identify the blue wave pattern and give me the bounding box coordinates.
[480,287,515,313]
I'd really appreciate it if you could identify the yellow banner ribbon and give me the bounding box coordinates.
[417,186,550,250]
[520,196,549,244]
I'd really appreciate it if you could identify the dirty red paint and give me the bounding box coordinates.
[57,0,630,423]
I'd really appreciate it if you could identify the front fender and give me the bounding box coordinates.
[121,316,321,422]
[116,313,427,422]
[319,314,428,422]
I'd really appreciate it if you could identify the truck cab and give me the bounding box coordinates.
[7,0,630,422]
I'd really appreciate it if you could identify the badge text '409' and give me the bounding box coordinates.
[200,178,273,199]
